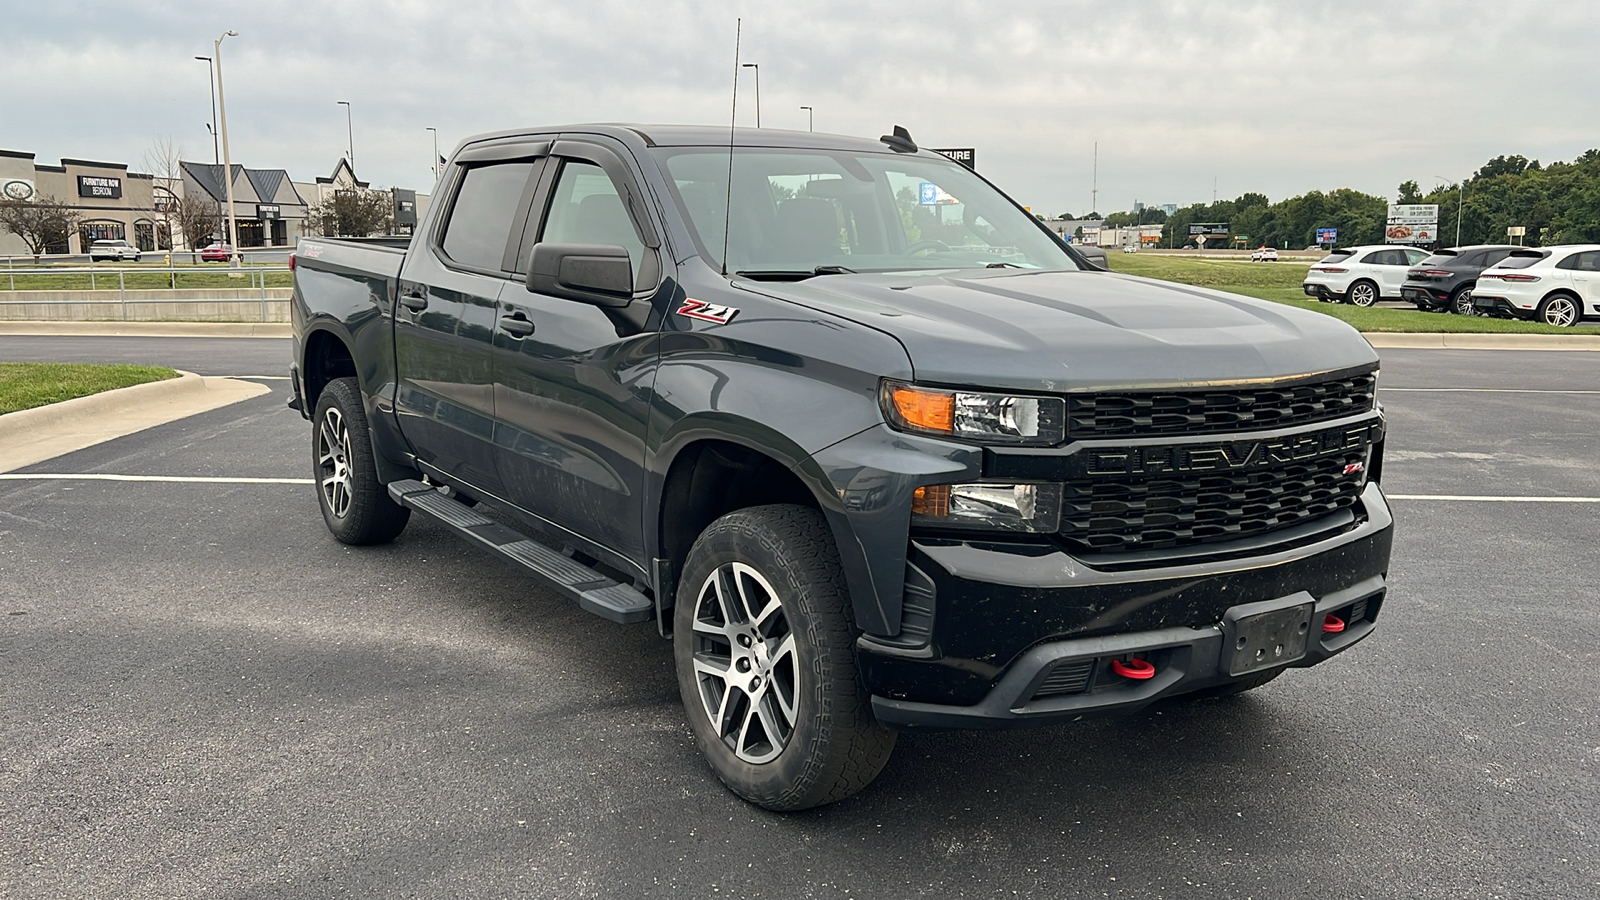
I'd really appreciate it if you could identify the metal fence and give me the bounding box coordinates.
[0,265,291,321]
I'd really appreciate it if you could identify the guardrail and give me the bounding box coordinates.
[0,265,292,321]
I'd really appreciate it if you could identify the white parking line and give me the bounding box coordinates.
[0,474,312,484]
[1387,494,1600,503]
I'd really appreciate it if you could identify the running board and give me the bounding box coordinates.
[387,480,653,624]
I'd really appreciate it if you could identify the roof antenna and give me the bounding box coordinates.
[721,18,741,277]
[879,125,917,153]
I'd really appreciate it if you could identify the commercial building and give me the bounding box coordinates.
[1,150,162,256]
[181,160,309,248]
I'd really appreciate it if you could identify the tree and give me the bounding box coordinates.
[305,188,394,237]
[142,137,184,251]
[0,194,83,260]
[175,194,222,252]
[1396,180,1422,204]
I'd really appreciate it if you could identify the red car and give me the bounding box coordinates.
[200,243,234,262]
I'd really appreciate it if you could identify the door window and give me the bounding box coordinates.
[538,160,646,283]
[440,162,538,272]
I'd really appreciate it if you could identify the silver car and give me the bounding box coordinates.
[89,239,142,262]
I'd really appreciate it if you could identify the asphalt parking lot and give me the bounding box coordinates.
[2,337,1597,899]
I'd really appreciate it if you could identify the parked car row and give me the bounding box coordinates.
[1300,243,1600,326]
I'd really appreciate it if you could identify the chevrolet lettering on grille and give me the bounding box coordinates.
[1077,421,1381,478]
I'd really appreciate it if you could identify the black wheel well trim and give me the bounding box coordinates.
[299,321,359,413]
[650,423,889,637]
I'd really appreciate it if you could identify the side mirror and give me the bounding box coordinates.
[526,242,634,308]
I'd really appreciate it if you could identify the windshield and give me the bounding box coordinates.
[654,146,1079,276]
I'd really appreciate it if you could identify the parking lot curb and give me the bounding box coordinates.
[0,370,273,473]
[0,321,291,338]
[1362,332,1600,350]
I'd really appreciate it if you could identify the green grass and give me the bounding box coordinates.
[1104,254,1578,334]
[0,362,179,415]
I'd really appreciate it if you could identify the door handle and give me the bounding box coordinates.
[399,291,428,311]
[499,314,535,337]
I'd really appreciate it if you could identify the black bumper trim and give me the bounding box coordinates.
[870,575,1384,731]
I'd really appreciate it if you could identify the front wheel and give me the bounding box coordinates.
[1537,293,1580,327]
[311,377,410,544]
[674,504,896,811]
[1346,280,1379,307]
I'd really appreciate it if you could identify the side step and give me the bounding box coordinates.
[388,480,653,624]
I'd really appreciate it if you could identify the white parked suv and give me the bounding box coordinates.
[1472,245,1600,327]
[88,239,142,262]
[1301,245,1427,306]
[1251,246,1278,261]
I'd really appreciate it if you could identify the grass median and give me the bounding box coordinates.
[0,362,179,415]
[1104,254,1578,334]
[0,267,293,291]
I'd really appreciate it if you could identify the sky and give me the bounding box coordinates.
[4,1,1598,216]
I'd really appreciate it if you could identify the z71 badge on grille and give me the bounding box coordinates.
[677,298,740,324]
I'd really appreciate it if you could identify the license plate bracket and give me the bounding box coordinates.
[1219,593,1316,677]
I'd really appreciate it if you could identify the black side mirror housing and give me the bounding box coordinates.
[526,243,634,308]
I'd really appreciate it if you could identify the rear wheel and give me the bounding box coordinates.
[1537,293,1580,327]
[1450,287,1478,316]
[312,377,410,545]
[674,504,896,811]
[1346,280,1379,307]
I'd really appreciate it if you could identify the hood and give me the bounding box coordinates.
[742,269,1378,392]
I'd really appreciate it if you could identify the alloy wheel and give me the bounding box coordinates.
[1542,296,1578,327]
[1349,282,1377,307]
[689,561,800,764]
[316,407,354,519]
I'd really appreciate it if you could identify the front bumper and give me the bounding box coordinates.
[860,483,1393,731]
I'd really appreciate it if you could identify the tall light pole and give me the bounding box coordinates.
[741,63,760,127]
[337,100,354,169]
[195,56,218,164]
[1436,173,1465,247]
[426,126,439,181]
[214,30,241,268]
[799,105,813,132]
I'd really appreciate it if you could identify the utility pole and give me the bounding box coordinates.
[1091,142,1097,217]
[427,127,440,181]
[337,100,354,169]
[214,30,241,267]
[741,63,760,127]
[195,56,218,164]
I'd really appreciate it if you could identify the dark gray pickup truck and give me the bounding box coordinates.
[289,123,1393,810]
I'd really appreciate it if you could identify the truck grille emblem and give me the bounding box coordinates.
[677,298,740,324]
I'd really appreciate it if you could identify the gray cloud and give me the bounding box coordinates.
[4,1,1596,215]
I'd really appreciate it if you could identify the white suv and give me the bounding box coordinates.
[1301,245,1427,306]
[88,239,142,262]
[1472,244,1600,327]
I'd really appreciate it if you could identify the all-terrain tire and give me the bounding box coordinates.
[674,504,896,811]
[311,376,410,545]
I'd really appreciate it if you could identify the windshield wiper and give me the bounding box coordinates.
[734,265,856,282]
[985,262,1023,268]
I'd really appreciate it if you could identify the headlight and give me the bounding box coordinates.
[912,483,1063,533]
[882,381,1065,445]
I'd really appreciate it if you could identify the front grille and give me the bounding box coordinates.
[1060,447,1368,553]
[1066,371,1376,439]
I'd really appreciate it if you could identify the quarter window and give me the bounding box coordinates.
[440,162,537,271]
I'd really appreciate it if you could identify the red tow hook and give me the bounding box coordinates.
[1110,657,1156,680]
[1323,614,1347,633]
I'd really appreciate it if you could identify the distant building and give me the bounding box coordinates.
[181,160,309,248]
[1,149,161,255]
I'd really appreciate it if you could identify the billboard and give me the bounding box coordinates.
[1188,223,1229,237]
[930,147,976,170]
[1315,227,1338,245]
[1081,226,1101,246]
[1386,204,1438,244]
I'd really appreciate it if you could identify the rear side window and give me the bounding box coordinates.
[1556,251,1600,271]
[440,162,537,271]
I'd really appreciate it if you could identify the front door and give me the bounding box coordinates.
[491,142,664,566]
[393,155,543,496]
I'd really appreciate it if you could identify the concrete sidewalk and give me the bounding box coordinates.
[0,371,272,473]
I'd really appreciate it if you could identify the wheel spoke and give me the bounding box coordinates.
[754,693,788,749]
[732,566,768,624]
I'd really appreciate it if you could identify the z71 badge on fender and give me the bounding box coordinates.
[676,298,739,324]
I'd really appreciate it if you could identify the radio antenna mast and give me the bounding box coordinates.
[721,18,741,277]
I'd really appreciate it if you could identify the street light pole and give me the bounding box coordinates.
[426,126,439,181]
[195,56,218,164]
[337,100,354,169]
[214,30,241,268]
[741,63,760,127]
[1434,174,1467,247]
[800,105,813,132]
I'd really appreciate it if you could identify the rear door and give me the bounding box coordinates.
[393,144,547,495]
[1565,250,1600,315]
[490,137,666,567]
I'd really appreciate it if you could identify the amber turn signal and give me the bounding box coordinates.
[889,385,955,434]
